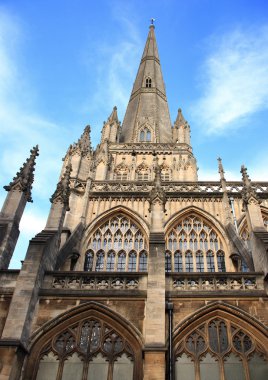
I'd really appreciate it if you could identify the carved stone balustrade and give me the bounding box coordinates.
[89,180,268,197]
[166,272,266,297]
[41,271,148,297]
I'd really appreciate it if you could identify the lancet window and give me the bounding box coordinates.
[85,214,148,272]
[139,127,151,142]
[166,214,226,272]
[35,318,135,380]
[175,317,268,380]
[145,77,152,88]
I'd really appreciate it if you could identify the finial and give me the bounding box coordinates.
[4,145,39,202]
[217,157,226,180]
[150,18,156,27]
[241,165,251,187]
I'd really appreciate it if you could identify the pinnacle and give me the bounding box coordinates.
[217,157,225,180]
[50,162,72,209]
[4,145,39,202]
[108,106,119,123]
[241,165,251,187]
[174,108,187,127]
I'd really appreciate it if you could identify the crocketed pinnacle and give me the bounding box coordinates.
[241,165,259,206]
[174,108,187,127]
[217,157,226,182]
[50,163,72,209]
[120,25,172,143]
[108,106,119,124]
[4,145,39,202]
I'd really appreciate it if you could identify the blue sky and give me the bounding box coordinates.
[0,0,268,268]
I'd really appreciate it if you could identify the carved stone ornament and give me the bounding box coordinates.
[4,145,39,202]
[241,165,260,208]
[50,163,72,209]
[149,160,166,212]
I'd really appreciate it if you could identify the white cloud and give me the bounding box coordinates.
[193,26,268,134]
[84,15,142,119]
[20,210,46,235]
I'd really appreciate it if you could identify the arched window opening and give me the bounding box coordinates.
[86,214,148,272]
[145,77,152,88]
[35,318,135,380]
[165,251,172,273]
[166,214,226,272]
[117,251,126,272]
[206,250,215,272]
[174,251,183,272]
[84,250,94,271]
[185,251,193,272]
[196,251,204,272]
[128,251,137,272]
[139,251,147,271]
[96,251,104,271]
[175,317,268,380]
[217,251,226,272]
[139,128,151,142]
[106,251,115,271]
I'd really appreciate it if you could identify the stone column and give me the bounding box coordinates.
[144,162,166,380]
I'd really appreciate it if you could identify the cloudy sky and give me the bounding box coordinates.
[0,0,268,268]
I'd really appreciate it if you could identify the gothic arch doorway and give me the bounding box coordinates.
[24,302,143,380]
[173,304,268,380]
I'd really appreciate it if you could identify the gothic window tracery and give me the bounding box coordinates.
[166,214,226,272]
[35,318,135,380]
[85,214,148,272]
[136,162,151,181]
[175,317,268,380]
[114,159,129,181]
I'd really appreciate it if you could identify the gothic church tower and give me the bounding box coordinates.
[0,24,268,380]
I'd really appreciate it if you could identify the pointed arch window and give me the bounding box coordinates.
[185,251,193,272]
[174,317,268,380]
[96,251,105,271]
[106,251,115,271]
[117,251,126,272]
[174,251,183,272]
[128,251,137,272]
[139,251,147,271]
[217,250,226,272]
[145,77,152,88]
[165,251,172,273]
[165,214,226,272]
[139,127,151,143]
[84,250,94,271]
[34,317,137,380]
[85,214,148,272]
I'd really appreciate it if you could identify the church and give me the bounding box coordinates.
[0,23,267,380]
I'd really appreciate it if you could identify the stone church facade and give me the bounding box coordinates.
[0,25,268,380]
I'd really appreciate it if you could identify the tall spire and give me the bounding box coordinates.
[4,145,39,202]
[120,25,172,143]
